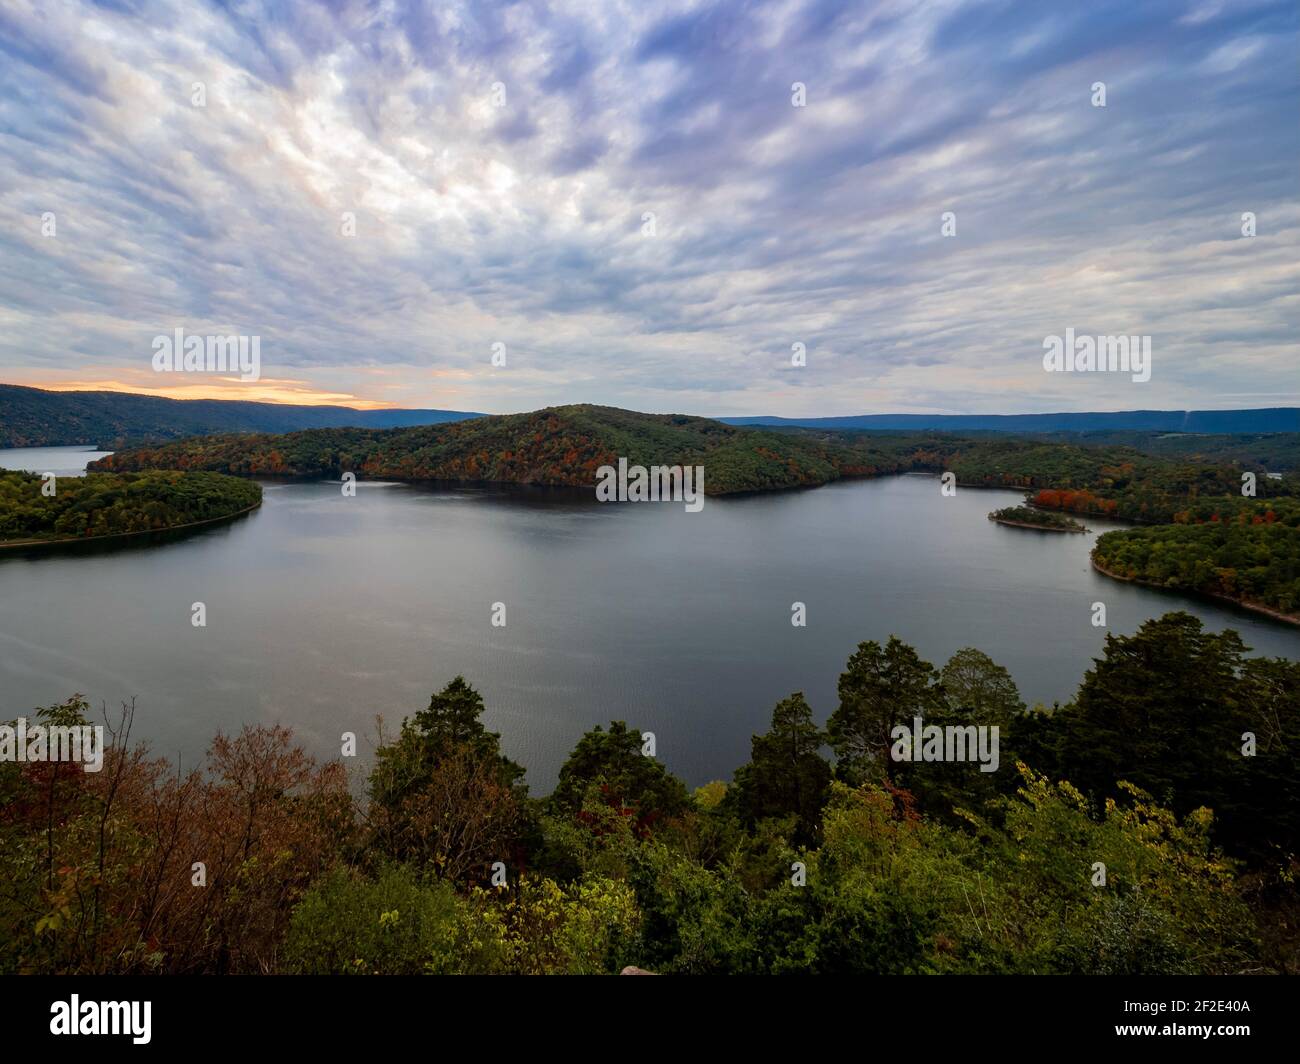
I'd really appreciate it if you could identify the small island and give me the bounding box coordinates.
[0,469,262,550]
[988,505,1088,533]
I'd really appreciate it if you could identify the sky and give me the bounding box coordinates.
[0,0,1296,416]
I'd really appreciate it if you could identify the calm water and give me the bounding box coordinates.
[1,446,1295,790]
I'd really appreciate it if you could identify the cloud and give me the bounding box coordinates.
[0,0,1295,415]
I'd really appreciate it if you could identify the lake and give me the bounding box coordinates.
[1,445,1296,791]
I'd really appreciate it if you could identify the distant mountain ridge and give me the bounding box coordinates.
[719,409,1300,433]
[1,383,1296,449]
[0,384,483,448]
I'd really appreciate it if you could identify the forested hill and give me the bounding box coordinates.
[89,405,914,494]
[90,404,1300,501]
[723,408,1300,433]
[0,383,481,448]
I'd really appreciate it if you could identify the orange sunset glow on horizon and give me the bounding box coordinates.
[9,377,398,410]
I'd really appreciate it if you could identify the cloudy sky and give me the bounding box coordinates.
[0,0,1295,415]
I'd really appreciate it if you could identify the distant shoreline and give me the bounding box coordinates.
[1090,556,1300,627]
[0,499,262,553]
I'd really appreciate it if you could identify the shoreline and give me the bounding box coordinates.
[0,499,262,552]
[1089,555,1300,627]
[93,465,858,499]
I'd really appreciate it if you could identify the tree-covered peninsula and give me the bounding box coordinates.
[1092,521,1300,621]
[0,469,261,545]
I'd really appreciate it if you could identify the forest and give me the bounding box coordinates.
[1,612,1294,976]
[89,405,924,494]
[0,470,261,544]
[1093,523,1300,618]
[1037,429,1300,471]
[88,405,1300,505]
[948,441,1294,523]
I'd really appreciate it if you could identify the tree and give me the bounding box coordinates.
[827,636,944,785]
[903,649,1026,818]
[285,864,497,975]
[940,648,1023,727]
[1053,613,1248,826]
[1227,655,1300,861]
[370,677,526,811]
[367,743,524,883]
[549,722,690,830]
[368,678,530,879]
[727,693,830,845]
[412,676,525,786]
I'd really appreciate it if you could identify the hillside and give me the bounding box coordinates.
[6,383,1298,456]
[89,404,1300,505]
[88,405,914,494]
[0,383,481,448]
[722,408,1300,433]
[1036,431,1300,472]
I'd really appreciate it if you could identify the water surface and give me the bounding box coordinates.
[1,447,1294,790]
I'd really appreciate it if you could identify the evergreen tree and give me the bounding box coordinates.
[411,675,521,780]
[727,693,831,845]
[550,721,690,828]
[1219,655,1299,861]
[1054,613,1246,820]
[827,636,944,785]
[904,648,1026,818]
[369,676,528,853]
